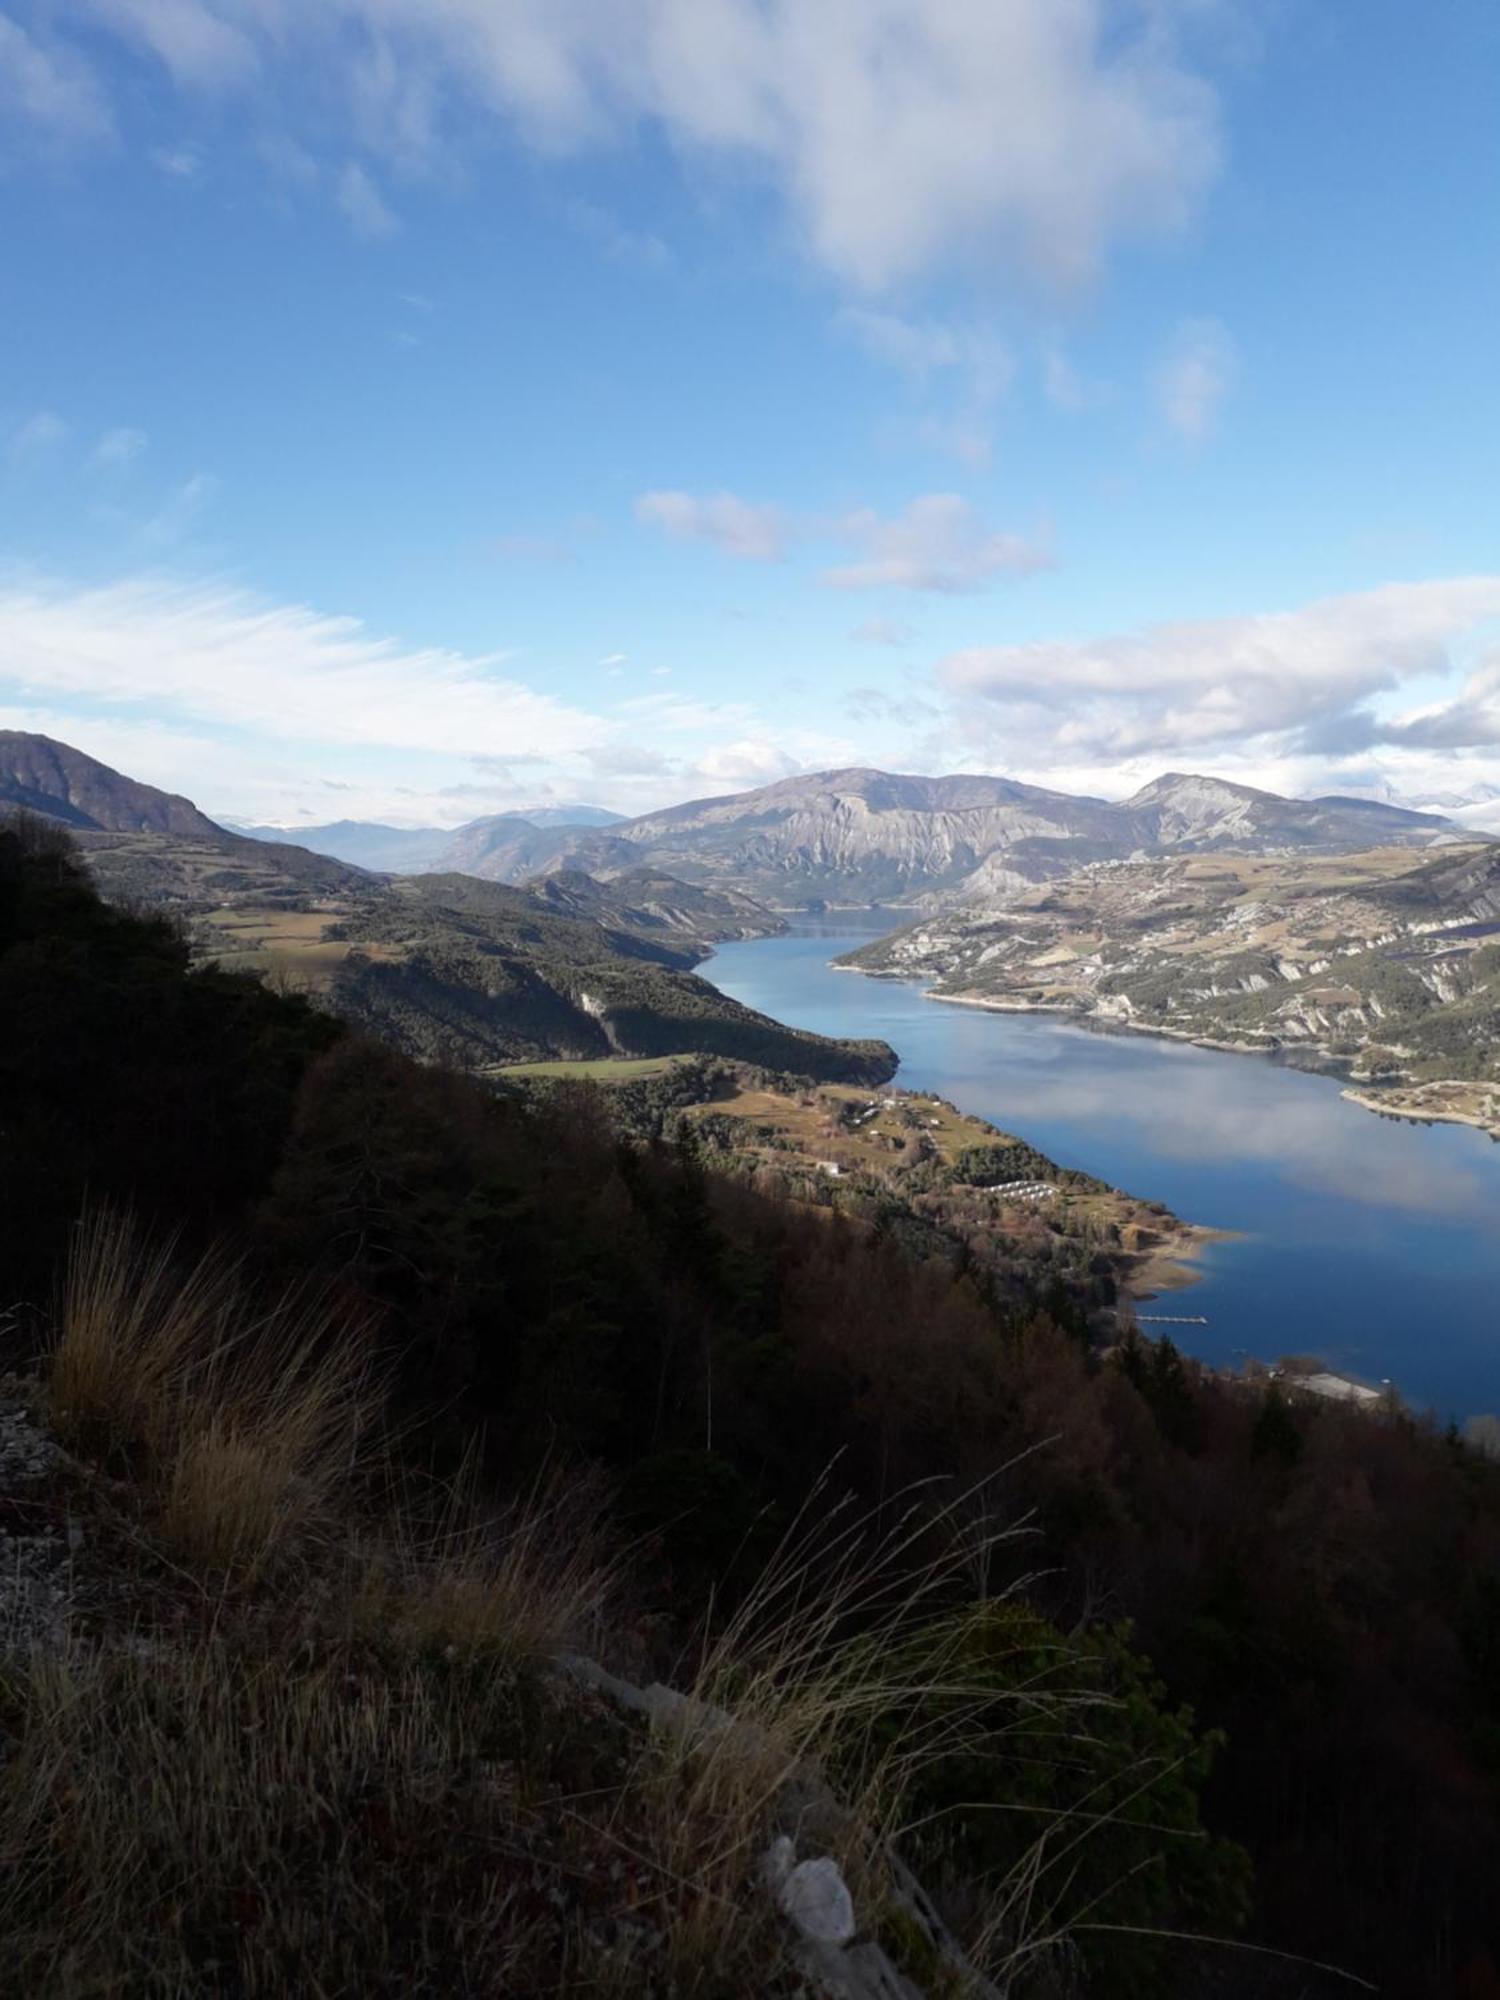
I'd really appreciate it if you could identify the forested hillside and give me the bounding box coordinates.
[4,817,1500,1996]
[0,733,889,1083]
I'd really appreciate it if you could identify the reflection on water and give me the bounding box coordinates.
[707,929,1500,1419]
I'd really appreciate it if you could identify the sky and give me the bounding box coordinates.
[2,0,1499,829]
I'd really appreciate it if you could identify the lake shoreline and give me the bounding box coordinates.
[713,930,1500,1418]
[1342,1083,1500,1141]
[1127,1224,1238,1301]
[838,963,1500,1142]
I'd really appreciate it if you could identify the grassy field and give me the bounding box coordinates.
[688,1080,992,1167]
[483,1054,687,1082]
[197,906,411,991]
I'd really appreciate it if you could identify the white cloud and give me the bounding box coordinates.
[0,574,610,762]
[839,307,1014,465]
[0,13,113,149]
[824,495,1052,593]
[635,489,789,562]
[1157,315,1234,444]
[0,574,868,822]
[612,690,759,734]
[565,198,672,269]
[839,310,995,387]
[71,0,1225,292]
[6,409,69,463]
[692,736,802,789]
[939,578,1500,770]
[84,0,256,89]
[258,130,319,187]
[638,487,1049,592]
[488,532,571,563]
[1363,646,1500,756]
[141,471,216,545]
[336,160,398,238]
[1041,344,1108,413]
[91,426,149,468]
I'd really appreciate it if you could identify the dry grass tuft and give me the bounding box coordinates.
[353,1452,618,1672]
[0,1636,565,1998]
[50,1210,375,1579]
[160,1309,373,1580]
[2,1221,670,1995]
[50,1209,229,1461]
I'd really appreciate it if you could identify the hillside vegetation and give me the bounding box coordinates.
[663,1072,1207,1332]
[5,817,1500,1994]
[3,734,901,1085]
[77,828,888,1079]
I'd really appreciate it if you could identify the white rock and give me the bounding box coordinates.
[762,1834,796,1891]
[778,1856,857,1946]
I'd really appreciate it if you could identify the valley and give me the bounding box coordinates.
[708,922,1500,1421]
[11,728,1500,1133]
[127,856,889,1082]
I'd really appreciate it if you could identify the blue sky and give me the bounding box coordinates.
[2,0,1499,827]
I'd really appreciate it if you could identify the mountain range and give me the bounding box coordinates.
[240,765,1470,909]
[227,805,625,874]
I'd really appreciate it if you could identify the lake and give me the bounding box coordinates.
[706,922,1500,1422]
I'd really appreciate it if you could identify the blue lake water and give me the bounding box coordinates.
[706,923,1500,1422]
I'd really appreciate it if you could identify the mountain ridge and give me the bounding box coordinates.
[430,764,1467,908]
[0,731,226,839]
[4,733,1473,914]
[0,733,881,1082]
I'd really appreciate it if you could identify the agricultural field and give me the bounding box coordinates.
[483,1055,686,1083]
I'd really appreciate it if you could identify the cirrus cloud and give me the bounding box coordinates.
[0,572,609,761]
[0,568,870,823]
[824,495,1051,593]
